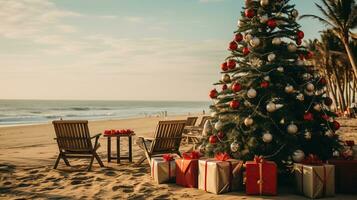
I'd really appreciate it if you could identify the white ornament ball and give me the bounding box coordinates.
[266,102,277,112]
[230,142,239,152]
[288,43,297,52]
[260,0,269,6]
[332,150,340,157]
[277,67,284,72]
[325,130,334,138]
[247,88,257,98]
[264,76,270,81]
[268,53,276,62]
[285,85,294,93]
[272,37,282,45]
[291,9,299,18]
[292,150,305,163]
[287,123,298,134]
[313,104,322,111]
[244,117,254,126]
[238,20,245,27]
[306,83,315,91]
[215,120,224,130]
[222,74,231,83]
[245,34,253,42]
[297,93,305,101]
[250,37,261,47]
[260,15,269,23]
[210,112,217,118]
[262,132,273,143]
[198,144,206,153]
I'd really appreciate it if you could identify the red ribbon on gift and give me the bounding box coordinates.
[215,152,231,161]
[254,155,265,164]
[301,154,323,165]
[163,154,174,162]
[253,155,265,195]
[182,151,201,160]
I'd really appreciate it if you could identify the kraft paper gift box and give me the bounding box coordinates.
[198,153,244,194]
[175,151,200,188]
[151,155,176,184]
[245,156,277,195]
[327,159,357,194]
[294,163,335,198]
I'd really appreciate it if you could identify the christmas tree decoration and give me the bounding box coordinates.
[221,62,228,71]
[230,100,240,109]
[245,9,255,18]
[209,89,218,99]
[237,20,245,27]
[247,88,257,98]
[198,144,206,153]
[333,120,340,130]
[209,135,218,144]
[267,19,277,29]
[260,0,269,6]
[262,132,273,143]
[250,37,261,47]
[234,33,243,42]
[244,117,254,126]
[227,59,236,69]
[204,0,340,172]
[272,37,282,45]
[261,81,270,88]
[228,41,238,51]
[267,53,276,62]
[243,47,250,56]
[292,150,305,163]
[287,122,298,134]
[284,84,294,93]
[222,74,231,83]
[287,43,297,52]
[232,83,242,92]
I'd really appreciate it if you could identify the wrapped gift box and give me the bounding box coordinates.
[327,159,357,194]
[198,154,243,194]
[294,163,335,198]
[245,156,277,195]
[176,152,200,188]
[151,155,176,184]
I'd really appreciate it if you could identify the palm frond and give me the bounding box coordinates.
[319,1,343,28]
[300,14,334,27]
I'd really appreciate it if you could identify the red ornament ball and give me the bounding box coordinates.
[222,84,228,91]
[321,114,330,121]
[227,59,236,69]
[230,100,240,109]
[234,33,243,42]
[221,62,228,71]
[232,83,242,92]
[304,112,314,121]
[297,30,305,39]
[296,39,302,46]
[260,81,270,88]
[299,54,305,60]
[267,19,277,29]
[209,89,218,99]
[324,97,333,106]
[245,9,255,18]
[242,47,250,56]
[229,41,238,51]
[333,120,340,130]
[209,135,218,144]
[217,131,224,139]
[306,51,314,59]
[319,77,327,85]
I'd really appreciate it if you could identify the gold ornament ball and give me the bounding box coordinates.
[292,149,305,163]
[266,102,277,112]
[230,142,239,152]
[288,43,297,52]
[250,37,261,47]
[296,93,305,101]
[262,132,273,143]
[214,120,224,130]
[313,104,322,111]
[277,67,284,72]
[222,74,231,83]
[287,123,298,134]
[247,88,257,98]
[272,37,282,45]
[306,83,315,91]
[245,34,253,42]
[198,144,206,153]
[244,117,254,126]
[237,20,245,27]
[291,9,299,18]
[303,73,312,80]
[260,0,269,6]
[210,111,217,118]
[263,76,270,81]
[285,85,294,93]
[268,53,276,62]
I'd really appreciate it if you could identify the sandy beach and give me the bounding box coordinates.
[1,116,356,200]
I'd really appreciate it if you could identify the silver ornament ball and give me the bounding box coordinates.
[268,53,276,62]
[250,37,261,47]
[292,150,305,163]
[262,132,273,143]
[247,88,257,98]
[272,37,282,45]
[277,67,284,72]
[230,142,239,152]
[214,120,224,130]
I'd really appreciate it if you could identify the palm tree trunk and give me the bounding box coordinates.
[342,38,357,80]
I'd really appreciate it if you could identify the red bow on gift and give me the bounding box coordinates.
[254,155,265,163]
[162,154,174,161]
[182,151,201,160]
[215,152,231,161]
[301,154,323,165]
[345,140,355,146]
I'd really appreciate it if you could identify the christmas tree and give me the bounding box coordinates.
[202,0,341,172]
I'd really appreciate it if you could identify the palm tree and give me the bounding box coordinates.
[301,0,357,79]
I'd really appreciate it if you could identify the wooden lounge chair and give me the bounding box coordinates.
[182,116,210,148]
[136,120,187,165]
[183,116,198,133]
[52,120,104,171]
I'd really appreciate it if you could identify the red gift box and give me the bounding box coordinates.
[327,159,357,194]
[245,156,277,195]
[175,151,200,188]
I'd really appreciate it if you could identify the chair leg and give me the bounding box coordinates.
[135,155,146,166]
[62,155,71,166]
[53,154,61,169]
[94,153,104,167]
[88,155,95,171]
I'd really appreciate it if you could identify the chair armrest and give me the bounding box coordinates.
[138,136,154,141]
[91,133,102,139]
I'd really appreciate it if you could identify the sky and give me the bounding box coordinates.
[0,0,327,101]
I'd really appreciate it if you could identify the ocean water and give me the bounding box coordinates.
[0,100,211,126]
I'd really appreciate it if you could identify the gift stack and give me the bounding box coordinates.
[176,151,200,188]
[151,154,176,184]
[327,140,357,194]
[294,155,335,198]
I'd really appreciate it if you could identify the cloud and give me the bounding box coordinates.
[124,16,145,23]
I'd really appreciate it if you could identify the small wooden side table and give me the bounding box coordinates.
[104,133,134,163]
